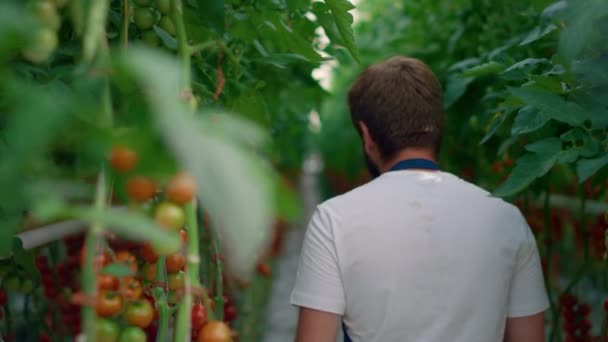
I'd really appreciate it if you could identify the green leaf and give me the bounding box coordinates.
[494,140,562,197]
[461,61,505,77]
[529,75,564,94]
[577,155,608,183]
[196,0,224,33]
[501,58,548,80]
[560,128,600,158]
[13,238,39,281]
[153,26,178,50]
[324,0,360,63]
[443,75,474,108]
[510,87,585,126]
[480,111,512,144]
[542,1,567,18]
[520,24,558,46]
[525,137,562,154]
[101,263,134,277]
[122,47,276,278]
[511,106,550,135]
[313,2,345,47]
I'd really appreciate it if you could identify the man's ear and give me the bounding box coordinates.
[358,121,376,155]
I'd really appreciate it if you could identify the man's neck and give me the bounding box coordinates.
[379,149,437,174]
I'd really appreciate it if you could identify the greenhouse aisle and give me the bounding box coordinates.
[263,155,343,342]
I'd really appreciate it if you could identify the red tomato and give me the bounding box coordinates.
[124,299,154,328]
[165,253,186,273]
[140,243,158,263]
[109,146,138,173]
[224,304,237,323]
[191,303,207,330]
[197,321,231,342]
[96,291,124,317]
[0,289,7,306]
[165,172,197,205]
[126,177,157,202]
[97,274,119,291]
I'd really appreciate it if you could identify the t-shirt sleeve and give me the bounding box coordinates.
[507,211,550,318]
[290,205,345,315]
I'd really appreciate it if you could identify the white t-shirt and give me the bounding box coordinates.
[291,170,549,342]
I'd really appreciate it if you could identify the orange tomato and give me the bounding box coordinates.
[109,146,138,173]
[165,172,197,205]
[165,253,186,273]
[123,277,143,301]
[126,176,156,202]
[197,321,232,342]
[143,262,157,282]
[115,251,138,274]
[96,291,123,317]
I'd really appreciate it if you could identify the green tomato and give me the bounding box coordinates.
[119,327,147,342]
[133,0,153,6]
[154,202,185,231]
[159,16,175,36]
[140,30,161,47]
[167,271,185,291]
[22,28,58,64]
[133,7,159,30]
[31,1,61,31]
[3,276,21,291]
[156,0,171,15]
[95,318,120,342]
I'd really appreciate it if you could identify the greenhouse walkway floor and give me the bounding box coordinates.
[263,155,343,342]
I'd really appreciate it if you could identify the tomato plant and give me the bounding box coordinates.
[0,0,359,338]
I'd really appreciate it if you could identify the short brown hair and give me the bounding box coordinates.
[347,56,444,160]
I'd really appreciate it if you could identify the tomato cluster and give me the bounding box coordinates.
[131,0,175,47]
[21,0,68,64]
[560,294,593,342]
[0,144,280,341]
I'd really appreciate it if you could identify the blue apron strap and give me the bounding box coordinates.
[343,321,352,342]
[341,158,439,342]
[389,158,439,172]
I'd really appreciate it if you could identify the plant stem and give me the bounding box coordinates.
[154,256,170,342]
[81,170,108,341]
[174,201,201,341]
[171,0,191,90]
[579,185,589,262]
[543,180,558,323]
[188,41,216,55]
[121,0,129,49]
[210,225,224,321]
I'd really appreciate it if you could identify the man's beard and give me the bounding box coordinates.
[364,151,381,179]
